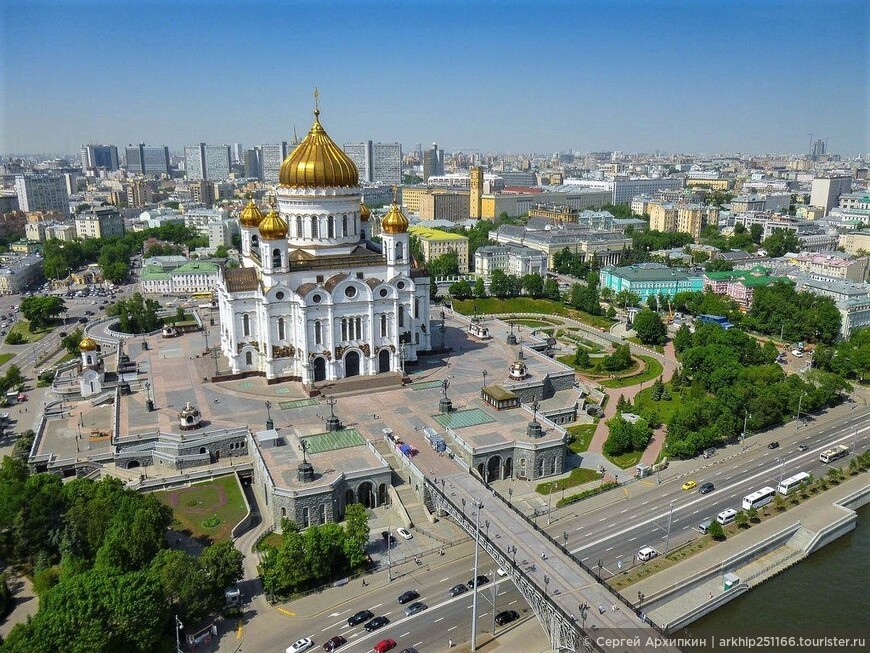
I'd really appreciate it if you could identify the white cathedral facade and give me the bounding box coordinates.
[216,105,431,383]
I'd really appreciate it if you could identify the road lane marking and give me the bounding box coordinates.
[236,622,243,639]
[372,603,382,609]
[277,607,295,616]
[434,617,444,623]
[628,537,636,542]
[509,600,517,605]
[401,632,410,637]
[448,625,457,631]
[440,577,450,582]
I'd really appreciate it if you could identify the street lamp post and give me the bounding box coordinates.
[742,410,751,444]
[777,457,786,487]
[507,487,513,506]
[470,498,484,652]
[387,530,393,582]
[637,591,645,613]
[664,500,676,554]
[563,531,569,551]
[547,481,554,525]
[175,615,184,653]
[482,369,488,389]
[510,544,517,567]
[544,574,550,598]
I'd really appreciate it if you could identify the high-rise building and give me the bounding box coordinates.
[810,176,852,216]
[126,178,157,208]
[261,142,290,183]
[184,143,231,181]
[125,143,171,177]
[232,143,245,163]
[14,173,70,216]
[243,148,262,179]
[422,142,444,182]
[80,144,119,172]
[810,139,827,161]
[343,140,402,185]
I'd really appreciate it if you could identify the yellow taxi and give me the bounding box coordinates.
[681,480,697,491]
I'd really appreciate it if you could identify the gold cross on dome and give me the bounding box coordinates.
[314,86,320,116]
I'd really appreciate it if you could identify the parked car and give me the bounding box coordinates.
[286,638,314,653]
[397,590,419,604]
[396,527,413,540]
[403,602,427,617]
[495,610,520,626]
[792,350,803,357]
[364,616,389,632]
[347,609,373,627]
[681,480,697,491]
[399,648,419,653]
[467,575,489,588]
[322,635,346,652]
[448,583,468,597]
[699,482,715,494]
[768,441,780,450]
[373,640,397,653]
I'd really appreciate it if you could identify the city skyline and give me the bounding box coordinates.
[1,0,868,157]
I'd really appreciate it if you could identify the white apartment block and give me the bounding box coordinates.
[810,176,851,215]
[15,174,70,216]
[343,141,403,186]
[183,208,230,236]
[563,177,683,204]
[208,219,240,248]
[474,245,547,277]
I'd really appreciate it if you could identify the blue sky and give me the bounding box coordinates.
[1,0,867,156]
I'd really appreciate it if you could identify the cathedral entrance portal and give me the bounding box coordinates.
[345,350,360,377]
[313,357,326,382]
[378,349,391,373]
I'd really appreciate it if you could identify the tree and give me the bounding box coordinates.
[708,520,726,540]
[111,293,162,334]
[704,258,734,272]
[20,296,66,331]
[149,549,212,624]
[735,510,749,528]
[61,328,84,354]
[199,540,244,598]
[489,269,511,298]
[568,283,602,315]
[761,229,801,258]
[573,346,591,368]
[473,277,487,298]
[632,309,667,345]
[448,279,472,299]
[427,251,460,278]
[343,503,369,569]
[750,223,764,244]
[651,377,665,401]
[522,273,544,298]
[543,278,560,300]
[213,245,230,258]
[606,305,616,319]
[673,324,692,353]
[601,343,633,372]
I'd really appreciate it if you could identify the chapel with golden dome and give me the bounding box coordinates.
[216,94,430,383]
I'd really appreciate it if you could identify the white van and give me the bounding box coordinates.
[716,508,737,525]
[698,518,713,534]
[636,546,659,561]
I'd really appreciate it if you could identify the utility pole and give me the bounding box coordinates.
[490,568,497,633]
[777,457,786,487]
[470,498,484,652]
[664,500,676,554]
[175,615,183,653]
[742,410,751,444]
[795,391,805,430]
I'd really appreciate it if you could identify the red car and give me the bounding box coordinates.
[374,639,397,653]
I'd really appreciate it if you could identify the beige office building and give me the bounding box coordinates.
[407,226,470,273]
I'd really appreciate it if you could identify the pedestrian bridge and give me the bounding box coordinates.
[426,473,680,653]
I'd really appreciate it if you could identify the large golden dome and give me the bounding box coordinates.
[258,206,288,241]
[360,203,371,222]
[79,335,98,351]
[239,198,265,228]
[381,202,409,234]
[278,105,358,188]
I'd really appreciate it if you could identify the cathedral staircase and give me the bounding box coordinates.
[310,371,406,399]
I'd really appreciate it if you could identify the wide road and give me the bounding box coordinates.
[238,548,538,653]
[546,407,870,578]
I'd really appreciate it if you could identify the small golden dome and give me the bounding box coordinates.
[239,198,265,228]
[278,104,359,188]
[360,203,371,222]
[79,336,97,351]
[381,202,409,234]
[258,207,288,240]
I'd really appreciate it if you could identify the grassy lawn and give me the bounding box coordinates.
[608,536,716,590]
[56,352,78,364]
[566,423,597,454]
[453,298,614,330]
[153,475,248,544]
[536,467,601,494]
[7,320,51,345]
[627,336,665,354]
[0,353,14,366]
[556,354,604,374]
[605,450,644,469]
[511,318,560,328]
[600,355,663,388]
[258,532,283,551]
[632,384,684,426]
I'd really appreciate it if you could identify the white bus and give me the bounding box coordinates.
[820,445,850,464]
[742,486,776,510]
[777,472,810,496]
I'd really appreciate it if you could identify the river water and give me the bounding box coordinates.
[680,504,869,651]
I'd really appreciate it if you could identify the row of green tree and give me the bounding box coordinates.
[260,506,369,598]
[603,414,652,457]
[448,270,561,301]
[665,324,849,458]
[811,328,870,382]
[0,463,243,652]
[42,223,209,284]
